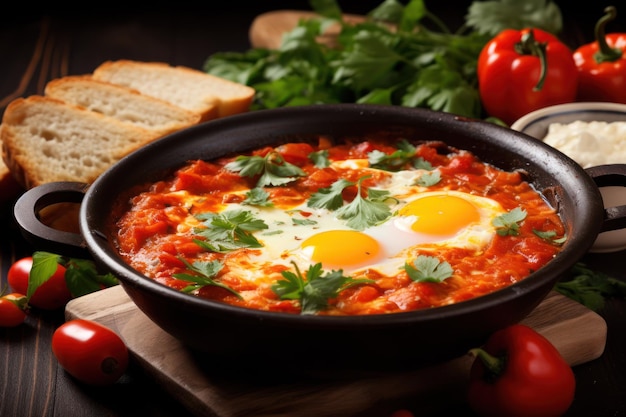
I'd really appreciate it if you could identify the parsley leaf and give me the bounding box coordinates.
[225,151,306,187]
[308,178,353,210]
[492,207,527,236]
[271,262,373,315]
[405,255,453,283]
[368,139,417,171]
[533,229,567,245]
[335,177,393,230]
[173,259,242,299]
[242,187,274,207]
[415,170,441,186]
[194,209,268,252]
[555,263,626,311]
[309,149,330,168]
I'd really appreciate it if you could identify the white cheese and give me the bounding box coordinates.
[542,120,626,168]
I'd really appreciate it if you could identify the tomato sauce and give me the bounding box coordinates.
[112,138,565,315]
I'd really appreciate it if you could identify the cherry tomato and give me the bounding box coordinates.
[0,293,28,327]
[8,256,72,310]
[52,319,129,385]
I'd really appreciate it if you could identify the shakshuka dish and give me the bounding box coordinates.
[112,137,566,316]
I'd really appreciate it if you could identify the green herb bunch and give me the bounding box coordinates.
[203,0,562,119]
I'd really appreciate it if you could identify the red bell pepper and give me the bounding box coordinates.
[467,324,576,417]
[573,6,626,103]
[477,28,578,126]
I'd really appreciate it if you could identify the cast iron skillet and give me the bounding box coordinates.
[13,104,626,375]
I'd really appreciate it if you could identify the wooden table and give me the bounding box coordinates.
[2,2,625,416]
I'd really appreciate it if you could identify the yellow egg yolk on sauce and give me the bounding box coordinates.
[399,194,480,235]
[300,230,381,268]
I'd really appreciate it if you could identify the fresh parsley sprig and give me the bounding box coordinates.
[405,255,453,283]
[307,178,353,210]
[271,262,374,315]
[368,139,417,171]
[173,258,242,299]
[308,176,394,230]
[194,208,267,252]
[555,262,626,311]
[492,207,527,236]
[242,187,274,207]
[534,229,567,246]
[225,151,306,187]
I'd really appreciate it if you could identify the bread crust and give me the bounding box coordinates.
[45,75,202,135]
[93,60,255,119]
[0,59,255,197]
[1,96,159,188]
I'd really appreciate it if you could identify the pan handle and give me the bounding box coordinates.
[13,182,91,258]
[585,164,626,233]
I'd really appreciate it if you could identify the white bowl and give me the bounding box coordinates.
[511,102,626,253]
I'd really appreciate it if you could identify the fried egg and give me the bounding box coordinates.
[224,163,507,277]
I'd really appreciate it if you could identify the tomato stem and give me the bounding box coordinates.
[514,29,548,91]
[593,6,622,64]
[469,347,506,382]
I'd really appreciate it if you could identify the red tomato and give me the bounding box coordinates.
[8,256,72,310]
[0,293,28,327]
[468,324,575,417]
[275,142,315,165]
[52,319,129,385]
[477,28,578,125]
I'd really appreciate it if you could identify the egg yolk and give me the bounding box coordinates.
[399,194,480,235]
[300,230,381,268]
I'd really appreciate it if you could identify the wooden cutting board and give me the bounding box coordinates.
[66,286,607,417]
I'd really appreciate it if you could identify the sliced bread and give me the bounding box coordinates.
[45,75,202,136]
[92,60,255,120]
[1,96,160,189]
[0,140,23,204]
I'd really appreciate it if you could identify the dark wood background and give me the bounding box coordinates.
[2,1,625,416]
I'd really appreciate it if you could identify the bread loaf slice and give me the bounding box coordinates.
[0,141,23,204]
[92,60,255,120]
[45,75,202,136]
[1,96,160,189]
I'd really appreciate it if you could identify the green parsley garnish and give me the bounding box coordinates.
[309,149,330,168]
[554,263,626,311]
[368,139,417,171]
[173,259,242,299]
[194,208,268,252]
[533,229,567,245]
[271,262,374,315]
[415,170,441,186]
[335,178,394,230]
[404,255,453,283]
[242,187,273,207]
[307,178,353,211]
[293,217,318,226]
[309,176,395,230]
[492,207,527,236]
[224,151,306,187]
[413,157,433,170]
